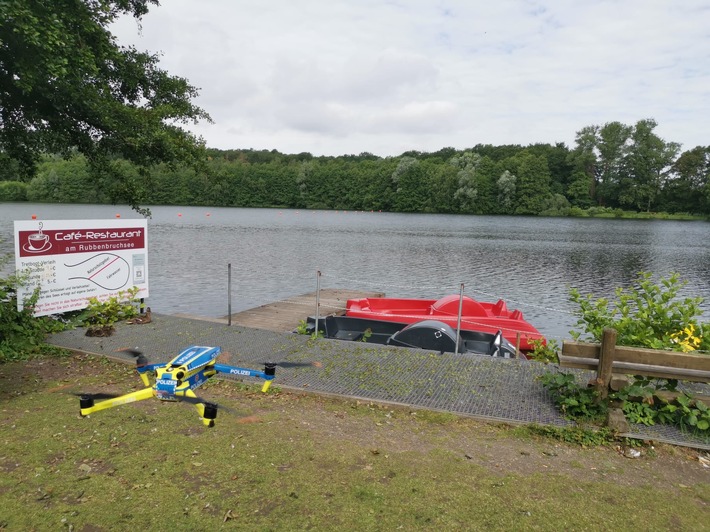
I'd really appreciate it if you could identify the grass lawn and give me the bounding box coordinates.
[1,353,708,530]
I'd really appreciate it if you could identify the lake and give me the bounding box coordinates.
[1,203,709,343]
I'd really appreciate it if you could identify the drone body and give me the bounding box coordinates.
[79,345,283,427]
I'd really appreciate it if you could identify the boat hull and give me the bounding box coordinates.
[345,294,544,352]
[307,315,522,358]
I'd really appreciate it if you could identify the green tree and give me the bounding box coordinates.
[0,180,27,201]
[496,170,516,212]
[0,0,210,212]
[510,151,552,215]
[26,154,107,203]
[596,121,632,207]
[469,156,498,214]
[567,125,599,202]
[391,156,432,212]
[620,119,680,212]
[449,151,481,213]
[663,146,710,214]
[566,171,594,208]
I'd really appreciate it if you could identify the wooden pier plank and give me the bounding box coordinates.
[224,289,384,332]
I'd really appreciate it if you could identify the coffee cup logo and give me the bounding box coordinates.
[24,222,51,253]
[28,232,49,249]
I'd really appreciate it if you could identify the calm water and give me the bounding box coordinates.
[2,203,709,342]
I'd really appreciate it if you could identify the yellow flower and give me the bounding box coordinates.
[671,325,701,352]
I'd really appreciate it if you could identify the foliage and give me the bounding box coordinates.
[5,118,709,217]
[295,320,310,334]
[538,372,607,421]
[610,379,664,426]
[528,338,559,364]
[569,272,708,351]
[83,287,140,336]
[294,319,324,339]
[0,0,210,213]
[0,264,72,362]
[548,274,709,436]
[657,394,710,435]
[0,180,28,201]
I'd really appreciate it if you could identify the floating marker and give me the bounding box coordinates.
[31,214,37,219]
[116,214,121,218]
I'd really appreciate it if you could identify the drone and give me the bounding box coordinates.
[77,345,315,427]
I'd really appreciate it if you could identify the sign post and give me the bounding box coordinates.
[14,219,149,316]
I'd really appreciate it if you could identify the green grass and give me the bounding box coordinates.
[0,354,708,531]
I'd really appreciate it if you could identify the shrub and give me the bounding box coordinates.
[539,372,607,421]
[528,337,559,363]
[83,287,140,336]
[569,272,708,351]
[0,181,28,201]
[543,273,710,438]
[0,263,71,362]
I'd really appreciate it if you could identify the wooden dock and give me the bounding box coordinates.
[176,289,384,333]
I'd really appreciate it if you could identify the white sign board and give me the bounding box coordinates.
[14,219,148,316]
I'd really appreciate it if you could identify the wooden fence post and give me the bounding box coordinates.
[595,328,617,400]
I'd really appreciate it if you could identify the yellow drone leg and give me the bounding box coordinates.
[184,389,215,427]
[261,379,273,393]
[79,387,155,417]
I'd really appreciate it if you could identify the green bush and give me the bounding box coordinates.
[0,181,28,201]
[569,272,708,351]
[539,372,607,421]
[0,265,71,362]
[528,337,559,363]
[542,273,710,438]
[83,287,139,336]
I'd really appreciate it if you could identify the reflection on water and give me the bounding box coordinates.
[2,203,709,342]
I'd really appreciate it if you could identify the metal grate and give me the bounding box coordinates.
[49,313,709,450]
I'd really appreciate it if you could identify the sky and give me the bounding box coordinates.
[111,0,710,157]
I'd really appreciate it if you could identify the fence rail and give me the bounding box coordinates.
[560,329,710,398]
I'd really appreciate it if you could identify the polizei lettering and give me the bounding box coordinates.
[230,369,252,376]
[157,379,177,386]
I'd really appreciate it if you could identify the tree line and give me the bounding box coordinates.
[1,3,707,217]
[1,118,708,217]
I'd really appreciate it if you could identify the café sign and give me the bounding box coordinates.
[14,219,149,316]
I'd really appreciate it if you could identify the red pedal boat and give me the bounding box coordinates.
[345,294,545,352]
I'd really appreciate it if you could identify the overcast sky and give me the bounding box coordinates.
[111,0,709,157]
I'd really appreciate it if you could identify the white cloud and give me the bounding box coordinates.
[112,0,710,156]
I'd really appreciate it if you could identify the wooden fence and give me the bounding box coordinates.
[559,328,710,399]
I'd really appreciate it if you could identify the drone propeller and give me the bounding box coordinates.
[71,392,123,400]
[119,348,149,367]
[264,360,320,369]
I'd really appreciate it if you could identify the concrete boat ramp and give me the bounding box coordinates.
[48,290,710,450]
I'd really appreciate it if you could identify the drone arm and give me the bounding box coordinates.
[136,363,161,386]
[137,370,151,387]
[212,363,273,393]
[182,389,215,427]
[79,387,155,417]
